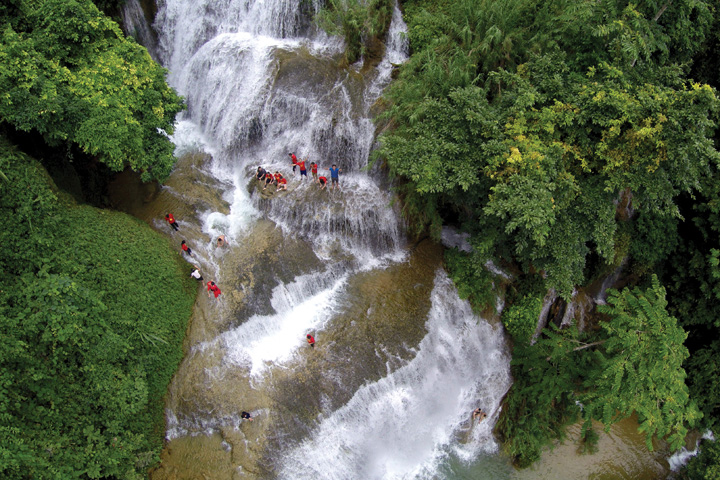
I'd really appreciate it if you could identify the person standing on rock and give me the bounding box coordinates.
[310,161,319,183]
[297,158,307,180]
[328,164,341,190]
[289,153,298,174]
[165,213,179,231]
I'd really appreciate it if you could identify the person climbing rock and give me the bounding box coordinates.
[181,240,193,256]
[165,213,179,231]
[318,176,327,190]
[289,153,298,174]
[241,411,253,421]
[207,281,222,299]
[328,164,341,190]
[306,334,315,348]
[190,266,203,281]
[472,408,487,423]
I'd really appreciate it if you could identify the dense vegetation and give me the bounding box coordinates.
[0,141,196,478]
[0,0,183,182]
[0,0,193,477]
[358,0,720,471]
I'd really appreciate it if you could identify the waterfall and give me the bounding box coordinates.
[279,271,511,479]
[121,0,159,60]
[149,0,513,477]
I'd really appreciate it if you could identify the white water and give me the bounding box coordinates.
[280,271,511,480]
[139,0,514,476]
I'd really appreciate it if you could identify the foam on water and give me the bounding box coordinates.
[278,271,512,479]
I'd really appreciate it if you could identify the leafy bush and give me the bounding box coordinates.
[0,141,196,478]
[0,0,184,182]
[681,439,720,480]
[501,292,544,344]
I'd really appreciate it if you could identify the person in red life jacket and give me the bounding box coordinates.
[310,162,318,183]
[263,171,275,190]
[165,213,179,231]
[181,240,193,256]
[277,176,288,191]
[306,334,315,348]
[318,176,327,190]
[289,153,298,174]
[297,158,307,180]
[273,171,283,185]
[207,281,222,298]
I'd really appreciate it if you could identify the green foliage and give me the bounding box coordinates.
[444,247,496,313]
[501,291,543,344]
[664,177,720,431]
[0,0,184,182]
[629,210,679,268]
[315,0,394,64]
[583,276,700,451]
[0,141,196,478]
[378,0,720,301]
[496,325,583,467]
[680,438,720,480]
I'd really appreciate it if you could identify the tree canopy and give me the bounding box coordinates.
[0,0,183,182]
[374,0,720,467]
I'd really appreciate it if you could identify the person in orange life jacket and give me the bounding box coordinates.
[165,213,179,231]
[263,171,275,190]
[181,240,192,256]
[327,164,341,190]
[310,162,318,182]
[207,281,221,298]
[277,177,288,191]
[289,153,298,173]
[318,176,327,190]
[306,334,315,348]
[297,158,307,179]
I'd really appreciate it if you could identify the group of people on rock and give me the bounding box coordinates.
[165,213,224,301]
[256,153,342,192]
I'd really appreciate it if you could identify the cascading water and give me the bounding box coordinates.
[139,0,515,478]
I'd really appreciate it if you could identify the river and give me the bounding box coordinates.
[116,0,676,478]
